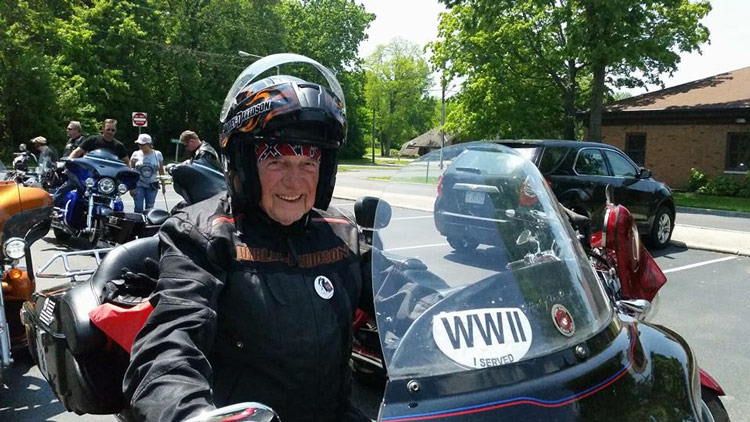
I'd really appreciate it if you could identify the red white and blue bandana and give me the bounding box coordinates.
[255,143,322,162]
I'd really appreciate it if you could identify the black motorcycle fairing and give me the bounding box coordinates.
[170,155,227,205]
[380,318,701,422]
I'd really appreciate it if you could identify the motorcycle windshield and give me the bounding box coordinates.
[68,149,136,184]
[372,142,611,380]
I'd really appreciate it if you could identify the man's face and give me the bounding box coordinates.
[257,155,320,226]
[182,137,200,152]
[66,125,80,139]
[102,123,117,141]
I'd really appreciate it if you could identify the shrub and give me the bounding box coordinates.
[698,176,742,196]
[689,168,707,192]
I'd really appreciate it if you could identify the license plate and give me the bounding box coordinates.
[35,329,49,378]
[465,191,485,205]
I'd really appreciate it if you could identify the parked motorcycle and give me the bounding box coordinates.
[0,161,53,385]
[20,154,226,414]
[353,143,728,421]
[51,148,140,246]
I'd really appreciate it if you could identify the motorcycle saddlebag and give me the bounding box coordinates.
[105,211,147,244]
[21,237,159,415]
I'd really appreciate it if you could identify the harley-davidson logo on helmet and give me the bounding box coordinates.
[551,304,575,337]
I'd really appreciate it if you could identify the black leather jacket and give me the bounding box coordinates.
[123,192,372,421]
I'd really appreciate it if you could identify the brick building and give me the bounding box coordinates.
[590,67,750,190]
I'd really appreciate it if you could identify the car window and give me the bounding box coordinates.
[538,146,570,174]
[574,149,608,176]
[509,146,539,163]
[603,149,638,177]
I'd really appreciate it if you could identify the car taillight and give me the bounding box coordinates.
[437,174,444,198]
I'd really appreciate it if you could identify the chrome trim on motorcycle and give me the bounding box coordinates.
[35,248,113,279]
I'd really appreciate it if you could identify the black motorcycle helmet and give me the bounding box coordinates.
[219,53,347,213]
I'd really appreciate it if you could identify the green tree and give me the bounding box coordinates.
[365,38,438,156]
[433,0,711,141]
[279,0,374,159]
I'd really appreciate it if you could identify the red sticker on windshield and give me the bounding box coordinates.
[551,304,575,337]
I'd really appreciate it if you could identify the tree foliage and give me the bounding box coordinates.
[433,0,710,141]
[0,0,373,162]
[365,38,438,156]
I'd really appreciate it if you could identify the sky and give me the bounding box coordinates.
[357,0,750,96]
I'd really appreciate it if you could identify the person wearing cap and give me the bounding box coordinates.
[178,130,219,163]
[130,134,165,213]
[124,56,372,422]
[29,136,59,169]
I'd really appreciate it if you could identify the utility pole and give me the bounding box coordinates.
[439,82,446,169]
[371,108,376,164]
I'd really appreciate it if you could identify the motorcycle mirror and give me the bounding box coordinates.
[165,163,176,176]
[354,196,391,230]
[19,143,27,151]
[183,402,281,422]
[516,229,532,245]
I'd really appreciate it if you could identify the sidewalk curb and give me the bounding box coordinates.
[670,240,750,257]
[676,206,750,219]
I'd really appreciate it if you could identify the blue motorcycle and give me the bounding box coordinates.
[52,149,139,245]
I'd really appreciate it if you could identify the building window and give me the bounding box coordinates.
[625,133,646,167]
[726,133,750,172]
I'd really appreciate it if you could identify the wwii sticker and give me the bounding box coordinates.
[314,275,335,300]
[432,308,533,369]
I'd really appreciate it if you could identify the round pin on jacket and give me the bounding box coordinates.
[314,275,334,299]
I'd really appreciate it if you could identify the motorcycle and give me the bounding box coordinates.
[20,154,226,414]
[51,148,140,246]
[0,160,54,385]
[352,142,728,421]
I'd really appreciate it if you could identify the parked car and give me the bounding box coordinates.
[437,140,675,249]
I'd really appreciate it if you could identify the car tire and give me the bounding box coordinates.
[447,235,478,253]
[648,206,673,249]
[700,387,730,422]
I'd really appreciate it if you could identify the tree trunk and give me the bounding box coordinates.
[562,60,577,140]
[588,63,606,142]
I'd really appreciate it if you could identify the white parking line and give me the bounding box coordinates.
[663,256,737,274]
[385,242,448,252]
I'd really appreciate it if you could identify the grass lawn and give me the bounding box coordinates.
[674,192,750,213]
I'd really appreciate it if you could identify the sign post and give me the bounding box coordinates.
[171,138,181,162]
[132,112,148,135]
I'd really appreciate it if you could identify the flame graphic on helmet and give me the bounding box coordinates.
[235,84,300,134]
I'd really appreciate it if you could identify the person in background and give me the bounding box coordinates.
[130,133,165,213]
[63,120,86,157]
[29,136,59,169]
[179,130,219,162]
[68,118,129,163]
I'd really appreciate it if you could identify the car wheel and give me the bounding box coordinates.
[648,206,673,249]
[53,227,71,242]
[700,387,730,422]
[447,235,478,253]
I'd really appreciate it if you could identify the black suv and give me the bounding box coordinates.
[436,140,675,249]
[497,140,675,248]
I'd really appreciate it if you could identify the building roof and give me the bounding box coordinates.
[607,66,750,112]
[399,128,455,155]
